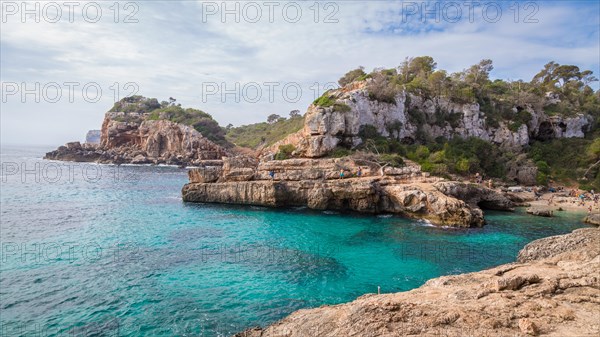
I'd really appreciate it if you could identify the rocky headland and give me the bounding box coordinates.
[182,156,514,227]
[45,97,230,166]
[235,227,600,337]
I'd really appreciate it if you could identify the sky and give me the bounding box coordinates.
[1,0,599,146]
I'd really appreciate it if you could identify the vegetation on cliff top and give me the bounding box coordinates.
[341,57,599,122]
[225,112,304,149]
[109,95,231,147]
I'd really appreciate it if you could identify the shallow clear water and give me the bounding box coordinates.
[0,145,592,336]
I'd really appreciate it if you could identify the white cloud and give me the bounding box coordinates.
[1,0,598,145]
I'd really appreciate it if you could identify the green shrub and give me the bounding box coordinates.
[275,144,296,160]
[358,125,381,141]
[536,172,548,185]
[338,67,367,87]
[313,93,335,107]
[380,154,405,167]
[333,103,351,113]
[455,157,471,173]
[226,116,304,149]
[330,147,352,158]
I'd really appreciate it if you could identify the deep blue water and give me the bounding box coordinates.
[0,145,592,336]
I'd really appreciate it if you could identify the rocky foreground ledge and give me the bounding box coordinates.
[182,156,513,227]
[235,228,600,337]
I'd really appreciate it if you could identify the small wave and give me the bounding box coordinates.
[415,219,435,227]
[322,210,339,215]
[377,214,393,218]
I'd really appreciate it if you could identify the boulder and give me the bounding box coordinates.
[584,213,600,226]
[526,208,554,217]
[188,167,222,183]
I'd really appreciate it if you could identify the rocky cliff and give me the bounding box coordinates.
[235,227,600,337]
[45,101,230,166]
[268,81,592,158]
[182,156,513,227]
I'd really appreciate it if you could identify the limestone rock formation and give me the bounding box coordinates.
[85,130,101,144]
[268,81,592,159]
[46,111,229,166]
[433,181,514,211]
[234,228,600,337]
[182,157,513,227]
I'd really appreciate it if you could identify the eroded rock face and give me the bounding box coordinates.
[433,181,514,211]
[234,228,600,337]
[268,82,593,158]
[182,157,513,227]
[45,112,229,166]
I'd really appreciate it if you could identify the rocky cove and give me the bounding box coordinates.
[235,228,600,337]
[41,66,600,335]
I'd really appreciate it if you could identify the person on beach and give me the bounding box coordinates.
[339,169,345,179]
[487,179,493,189]
[357,167,362,177]
[533,187,541,200]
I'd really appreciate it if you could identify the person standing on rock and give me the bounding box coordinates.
[269,170,275,180]
[339,169,345,179]
[357,167,362,178]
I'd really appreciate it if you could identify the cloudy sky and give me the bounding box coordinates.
[1,0,599,145]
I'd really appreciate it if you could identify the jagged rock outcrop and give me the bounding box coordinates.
[433,181,514,211]
[234,228,600,337]
[46,111,229,166]
[182,157,513,227]
[85,130,101,144]
[269,81,592,159]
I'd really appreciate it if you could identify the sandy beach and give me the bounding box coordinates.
[505,189,600,215]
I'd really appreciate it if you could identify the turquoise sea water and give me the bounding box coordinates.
[0,145,592,336]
